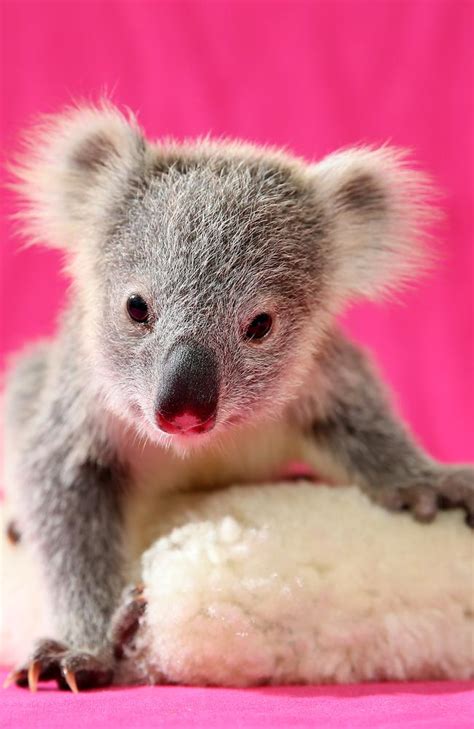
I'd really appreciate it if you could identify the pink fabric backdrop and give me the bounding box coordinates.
[1,669,473,729]
[1,2,473,725]
[1,0,473,462]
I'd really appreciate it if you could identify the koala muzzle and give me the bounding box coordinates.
[155,341,220,435]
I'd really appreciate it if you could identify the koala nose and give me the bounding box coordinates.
[155,341,220,435]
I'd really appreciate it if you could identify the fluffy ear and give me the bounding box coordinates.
[12,102,147,249]
[311,147,434,301]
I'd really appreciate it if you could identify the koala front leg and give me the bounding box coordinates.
[4,405,125,692]
[302,332,474,525]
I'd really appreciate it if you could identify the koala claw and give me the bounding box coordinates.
[111,583,147,660]
[436,466,474,526]
[369,466,474,527]
[4,638,113,692]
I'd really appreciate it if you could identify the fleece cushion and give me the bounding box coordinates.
[1,669,473,729]
[119,483,474,686]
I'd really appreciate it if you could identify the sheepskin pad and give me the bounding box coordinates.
[117,483,474,686]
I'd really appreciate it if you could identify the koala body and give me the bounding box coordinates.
[3,103,473,691]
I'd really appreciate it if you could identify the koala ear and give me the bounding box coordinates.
[12,102,147,249]
[310,147,434,302]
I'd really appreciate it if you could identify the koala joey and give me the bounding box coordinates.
[3,103,473,691]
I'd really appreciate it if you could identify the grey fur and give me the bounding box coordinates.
[4,316,125,652]
[4,103,473,686]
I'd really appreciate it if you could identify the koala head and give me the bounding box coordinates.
[14,103,431,449]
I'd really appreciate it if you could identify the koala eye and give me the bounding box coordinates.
[244,313,273,342]
[127,294,150,323]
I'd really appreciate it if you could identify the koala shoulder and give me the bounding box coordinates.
[3,341,52,435]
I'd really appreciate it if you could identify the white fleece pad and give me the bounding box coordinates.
[118,483,474,686]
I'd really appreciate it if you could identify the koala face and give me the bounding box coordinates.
[14,103,430,448]
[93,160,331,445]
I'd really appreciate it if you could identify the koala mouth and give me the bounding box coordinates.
[156,410,217,436]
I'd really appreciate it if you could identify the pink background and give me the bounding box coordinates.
[1,0,473,463]
[1,2,473,723]
[1,669,473,729]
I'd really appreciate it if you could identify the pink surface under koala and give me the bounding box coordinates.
[1,0,473,726]
[1,670,473,729]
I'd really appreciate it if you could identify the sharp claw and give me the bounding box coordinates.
[3,670,18,689]
[7,641,112,693]
[131,584,145,599]
[63,669,79,694]
[28,661,41,692]
[413,501,436,522]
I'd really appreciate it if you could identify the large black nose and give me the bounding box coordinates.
[155,341,220,435]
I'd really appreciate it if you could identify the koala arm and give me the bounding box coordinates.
[4,336,125,689]
[303,331,474,524]
[25,454,124,651]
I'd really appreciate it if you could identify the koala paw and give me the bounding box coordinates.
[110,584,147,660]
[369,466,474,526]
[4,638,114,692]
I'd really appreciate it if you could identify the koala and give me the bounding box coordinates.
[2,103,473,692]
